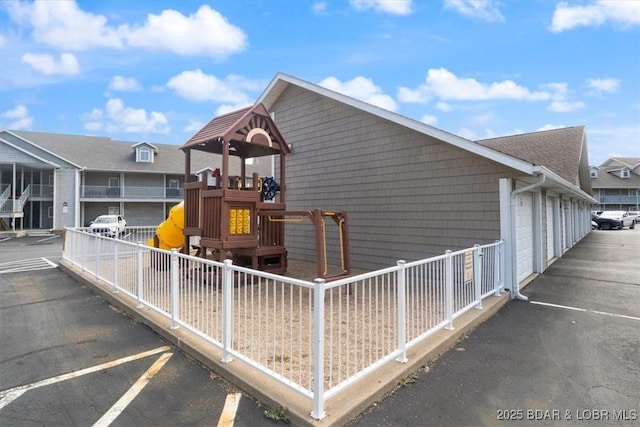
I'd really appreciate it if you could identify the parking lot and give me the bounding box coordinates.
[0,236,275,426]
[2,229,639,426]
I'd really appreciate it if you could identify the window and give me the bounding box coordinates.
[622,169,630,178]
[138,147,151,162]
[48,206,53,218]
[590,169,598,178]
[168,179,179,189]
[108,177,120,187]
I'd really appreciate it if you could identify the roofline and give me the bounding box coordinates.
[0,133,62,168]
[256,73,536,175]
[3,129,83,169]
[534,165,598,204]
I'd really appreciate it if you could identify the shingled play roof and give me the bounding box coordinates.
[180,103,289,158]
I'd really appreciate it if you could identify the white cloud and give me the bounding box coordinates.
[586,77,620,95]
[166,70,260,105]
[108,76,142,92]
[4,1,246,57]
[319,76,398,111]
[21,52,79,75]
[312,1,328,14]
[5,0,123,50]
[398,68,551,103]
[443,0,505,22]
[550,0,640,32]
[184,119,205,134]
[436,102,453,112]
[420,114,438,125]
[82,98,170,133]
[537,123,566,132]
[456,127,477,140]
[349,0,413,16]
[123,5,247,57]
[547,100,585,113]
[1,104,34,129]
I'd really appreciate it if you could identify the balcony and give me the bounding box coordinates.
[594,194,639,204]
[81,185,183,200]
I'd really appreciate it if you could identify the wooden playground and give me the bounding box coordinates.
[176,103,351,281]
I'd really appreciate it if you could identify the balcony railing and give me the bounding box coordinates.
[81,185,183,199]
[593,194,640,204]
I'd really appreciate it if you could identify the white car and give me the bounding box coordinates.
[90,214,127,237]
[597,211,635,229]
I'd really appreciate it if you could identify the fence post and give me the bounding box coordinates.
[495,240,503,296]
[474,245,482,309]
[94,234,100,281]
[396,260,408,363]
[311,278,327,420]
[112,243,119,293]
[170,249,179,330]
[445,250,454,330]
[221,259,234,363]
[136,242,144,308]
[81,232,87,273]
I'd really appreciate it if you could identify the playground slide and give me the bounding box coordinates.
[148,200,185,250]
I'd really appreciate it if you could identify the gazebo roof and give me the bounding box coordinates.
[181,103,289,158]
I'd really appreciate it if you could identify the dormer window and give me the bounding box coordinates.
[622,168,630,178]
[590,169,598,178]
[133,142,158,163]
[139,147,151,162]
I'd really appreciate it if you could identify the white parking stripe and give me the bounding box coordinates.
[92,352,173,426]
[530,300,640,321]
[0,345,171,410]
[0,257,58,274]
[217,393,242,427]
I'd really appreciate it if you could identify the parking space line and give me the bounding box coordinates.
[0,345,171,410]
[217,392,242,427]
[0,257,58,274]
[92,352,173,427]
[530,300,640,321]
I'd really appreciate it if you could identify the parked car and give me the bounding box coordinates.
[594,211,635,230]
[627,211,639,224]
[89,214,127,237]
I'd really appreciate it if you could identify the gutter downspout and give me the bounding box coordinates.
[510,174,545,301]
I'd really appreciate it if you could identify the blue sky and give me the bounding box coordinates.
[1,0,639,166]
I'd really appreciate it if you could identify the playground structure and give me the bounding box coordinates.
[150,103,351,280]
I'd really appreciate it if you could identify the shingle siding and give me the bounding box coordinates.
[271,85,519,271]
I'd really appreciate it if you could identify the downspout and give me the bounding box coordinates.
[510,173,545,301]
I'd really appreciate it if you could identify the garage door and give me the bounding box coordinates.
[546,196,555,261]
[516,192,534,282]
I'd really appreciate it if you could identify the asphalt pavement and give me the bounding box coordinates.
[349,229,640,427]
[1,229,639,426]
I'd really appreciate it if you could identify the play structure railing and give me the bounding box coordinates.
[62,227,504,421]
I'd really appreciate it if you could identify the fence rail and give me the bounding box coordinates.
[62,227,504,420]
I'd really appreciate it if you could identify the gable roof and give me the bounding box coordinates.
[256,73,596,203]
[599,157,640,170]
[591,156,640,189]
[477,126,587,188]
[181,103,289,158]
[2,130,270,176]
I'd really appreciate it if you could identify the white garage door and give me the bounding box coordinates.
[546,196,555,261]
[517,192,534,282]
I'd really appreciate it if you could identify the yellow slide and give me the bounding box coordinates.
[148,200,185,250]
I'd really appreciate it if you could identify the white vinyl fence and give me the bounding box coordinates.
[63,227,504,420]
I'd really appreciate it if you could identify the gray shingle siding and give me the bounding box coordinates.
[271,86,520,271]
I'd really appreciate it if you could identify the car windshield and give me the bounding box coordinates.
[94,216,117,224]
[599,211,624,218]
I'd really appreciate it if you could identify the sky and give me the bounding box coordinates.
[1,0,639,167]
